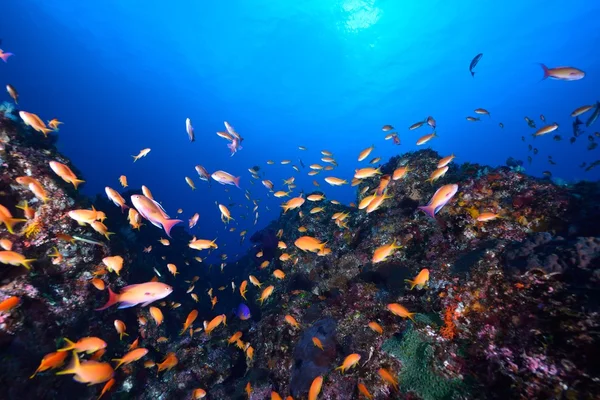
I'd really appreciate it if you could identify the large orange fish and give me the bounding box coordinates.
[418,184,458,218]
[49,161,85,189]
[56,352,114,385]
[131,194,182,237]
[96,282,173,310]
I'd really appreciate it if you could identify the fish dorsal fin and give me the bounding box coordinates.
[150,198,169,218]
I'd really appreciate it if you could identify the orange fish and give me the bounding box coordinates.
[0,239,12,251]
[378,368,399,390]
[149,306,164,326]
[205,314,226,335]
[309,376,323,400]
[19,111,52,137]
[240,280,248,300]
[539,64,585,81]
[105,187,129,213]
[372,241,402,263]
[0,203,27,234]
[405,269,429,290]
[271,391,283,400]
[156,352,178,373]
[477,212,501,222]
[90,349,106,361]
[392,166,411,181]
[0,296,20,313]
[245,382,252,398]
[336,353,361,373]
[324,177,347,186]
[295,236,327,253]
[416,132,437,145]
[258,285,274,305]
[246,345,254,361]
[368,321,383,334]
[112,348,148,369]
[312,337,324,350]
[56,351,114,385]
[119,175,128,188]
[49,161,85,189]
[128,337,139,351]
[15,176,48,203]
[273,269,286,279]
[58,337,107,354]
[180,310,199,335]
[97,378,115,400]
[6,84,18,103]
[228,331,243,344]
[437,154,455,169]
[113,320,128,340]
[30,351,68,378]
[192,388,207,399]
[102,256,124,276]
[91,278,105,290]
[96,282,173,310]
[387,303,416,322]
[167,263,179,276]
[285,315,300,328]
[90,220,114,240]
[16,200,36,219]
[357,383,373,399]
[47,119,63,130]
[0,250,36,269]
[249,275,262,288]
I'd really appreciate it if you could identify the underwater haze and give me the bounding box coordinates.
[3,0,600,256]
[3,1,600,400]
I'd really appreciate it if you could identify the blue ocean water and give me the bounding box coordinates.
[2,1,600,259]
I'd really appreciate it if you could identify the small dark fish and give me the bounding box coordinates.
[392,134,400,145]
[589,135,595,142]
[540,114,546,122]
[574,116,583,126]
[553,135,562,141]
[466,116,480,122]
[499,123,504,128]
[527,156,532,164]
[469,53,483,77]
[542,171,552,178]
[528,144,532,151]
[525,117,536,129]
[522,136,526,142]
[585,160,600,172]
[589,142,598,151]
[299,159,305,168]
[586,102,600,128]
[548,159,556,165]
[570,137,576,144]
[533,148,539,155]
[595,132,600,137]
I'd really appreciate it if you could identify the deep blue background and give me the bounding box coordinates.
[2,1,600,260]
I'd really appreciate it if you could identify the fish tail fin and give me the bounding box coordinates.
[418,205,436,219]
[96,287,119,311]
[408,312,417,323]
[233,176,241,189]
[404,279,417,290]
[538,63,550,81]
[162,218,183,238]
[20,258,36,270]
[104,232,115,240]
[29,367,41,379]
[111,359,124,369]
[120,203,129,213]
[471,71,475,77]
[3,217,27,234]
[56,351,80,375]
[41,128,52,137]
[72,179,85,190]
[0,53,13,62]
[57,338,76,352]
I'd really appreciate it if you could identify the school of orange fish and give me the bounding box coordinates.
[0,46,594,399]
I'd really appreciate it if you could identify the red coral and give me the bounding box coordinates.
[440,304,458,340]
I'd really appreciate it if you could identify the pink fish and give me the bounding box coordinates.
[418,184,458,218]
[0,49,14,63]
[211,170,240,188]
[130,195,182,237]
[188,213,199,229]
[96,282,173,310]
[227,137,243,156]
[539,64,585,81]
[195,165,210,181]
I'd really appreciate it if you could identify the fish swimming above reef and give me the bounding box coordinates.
[469,53,483,77]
